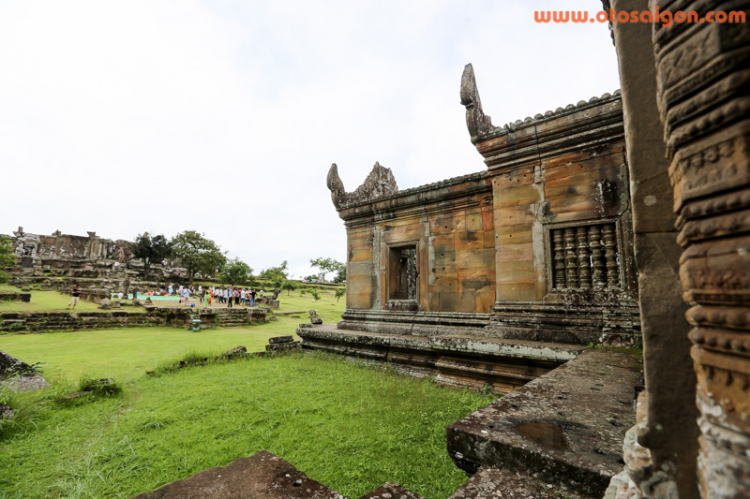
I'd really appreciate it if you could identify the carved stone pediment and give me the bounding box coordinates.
[326,162,399,210]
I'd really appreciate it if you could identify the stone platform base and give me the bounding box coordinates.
[447,349,639,497]
[296,324,584,392]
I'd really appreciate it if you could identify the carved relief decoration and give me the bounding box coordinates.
[653,0,750,495]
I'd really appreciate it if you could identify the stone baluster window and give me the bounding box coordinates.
[550,222,621,291]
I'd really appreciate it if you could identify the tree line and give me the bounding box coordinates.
[131,231,346,288]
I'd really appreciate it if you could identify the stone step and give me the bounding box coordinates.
[297,324,584,392]
[447,349,639,497]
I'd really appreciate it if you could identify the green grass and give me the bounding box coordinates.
[0,351,494,499]
[0,324,302,382]
[0,284,346,382]
[0,288,497,497]
[0,285,142,314]
[274,288,345,323]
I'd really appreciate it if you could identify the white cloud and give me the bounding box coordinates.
[0,0,621,278]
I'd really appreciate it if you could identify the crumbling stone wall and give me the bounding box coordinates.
[3,228,186,292]
[9,228,133,270]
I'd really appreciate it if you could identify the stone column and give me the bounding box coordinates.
[648,0,750,496]
[608,0,699,497]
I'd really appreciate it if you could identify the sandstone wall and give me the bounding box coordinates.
[342,171,495,315]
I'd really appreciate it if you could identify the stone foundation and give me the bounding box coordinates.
[297,323,583,392]
[0,293,31,302]
[0,307,268,333]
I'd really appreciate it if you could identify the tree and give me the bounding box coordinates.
[335,287,346,301]
[310,289,320,301]
[258,260,289,281]
[0,236,16,283]
[220,258,252,286]
[310,257,345,281]
[282,280,299,296]
[170,231,226,283]
[332,262,346,283]
[131,232,172,280]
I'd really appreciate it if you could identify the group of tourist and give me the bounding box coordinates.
[171,285,262,308]
[100,283,265,308]
[209,287,261,307]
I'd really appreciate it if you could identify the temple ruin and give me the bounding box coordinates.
[293,66,643,495]
[295,0,750,494]
[2,227,190,301]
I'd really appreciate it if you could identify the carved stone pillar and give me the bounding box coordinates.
[588,225,606,289]
[607,0,700,497]
[602,224,620,288]
[650,0,750,496]
[564,228,579,288]
[553,229,566,289]
[577,226,591,289]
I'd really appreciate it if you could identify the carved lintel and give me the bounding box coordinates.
[326,162,399,211]
[460,63,495,144]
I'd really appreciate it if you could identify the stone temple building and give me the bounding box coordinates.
[326,68,640,349]
[296,0,750,496]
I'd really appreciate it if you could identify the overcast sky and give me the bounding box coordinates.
[0,0,621,279]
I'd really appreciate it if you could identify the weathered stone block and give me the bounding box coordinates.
[430,234,455,254]
[455,249,494,271]
[492,182,541,209]
[132,451,343,498]
[430,214,466,235]
[458,271,494,295]
[466,211,483,232]
[431,276,458,294]
[438,292,476,313]
[455,232,484,251]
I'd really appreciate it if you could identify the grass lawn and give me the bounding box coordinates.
[0,292,496,498]
[0,284,142,314]
[0,349,494,498]
[0,325,296,382]
[274,288,345,323]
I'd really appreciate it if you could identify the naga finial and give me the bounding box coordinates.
[460,63,494,144]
